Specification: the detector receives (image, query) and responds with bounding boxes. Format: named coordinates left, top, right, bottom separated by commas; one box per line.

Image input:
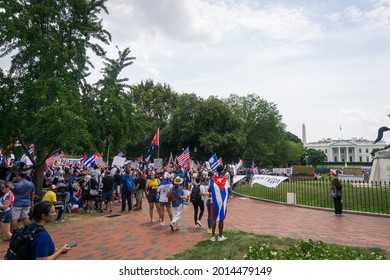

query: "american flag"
left=46, top=152, right=63, bottom=166
left=177, top=146, right=190, bottom=167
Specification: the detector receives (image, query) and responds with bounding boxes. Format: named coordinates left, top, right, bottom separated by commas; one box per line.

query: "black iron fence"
left=233, top=178, right=390, bottom=215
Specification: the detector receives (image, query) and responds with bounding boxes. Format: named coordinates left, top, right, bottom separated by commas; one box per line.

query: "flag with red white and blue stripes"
left=209, top=174, right=230, bottom=221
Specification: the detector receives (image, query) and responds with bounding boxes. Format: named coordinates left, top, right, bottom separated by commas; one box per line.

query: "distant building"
left=304, top=137, right=387, bottom=163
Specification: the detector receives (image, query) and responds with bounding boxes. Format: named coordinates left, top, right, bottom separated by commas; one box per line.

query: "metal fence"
left=233, top=178, right=390, bottom=215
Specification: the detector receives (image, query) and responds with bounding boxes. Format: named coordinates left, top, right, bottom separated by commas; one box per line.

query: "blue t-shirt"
left=12, top=180, right=35, bottom=207
left=27, top=224, right=55, bottom=260
left=119, top=175, right=134, bottom=193
left=172, top=185, right=184, bottom=208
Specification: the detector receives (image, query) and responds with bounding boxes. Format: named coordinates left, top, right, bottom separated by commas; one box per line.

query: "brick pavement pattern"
left=0, top=196, right=389, bottom=259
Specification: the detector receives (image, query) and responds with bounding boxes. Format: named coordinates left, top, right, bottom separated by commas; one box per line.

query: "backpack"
left=124, top=176, right=134, bottom=192
left=4, top=225, right=45, bottom=260
left=167, top=186, right=177, bottom=203
left=190, top=185, right=202, bottom=203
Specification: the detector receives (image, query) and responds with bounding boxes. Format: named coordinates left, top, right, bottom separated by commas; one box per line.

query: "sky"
left=3, top=0, right=390, bottom=144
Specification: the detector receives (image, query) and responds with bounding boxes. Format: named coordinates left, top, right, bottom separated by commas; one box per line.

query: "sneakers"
left=160, top=222, right=165, bottom=227
left=218, top=235, right=227, bottom=242
left=195, top=224, right=200, bottom=228
left=170, top=223, right=175, bottom=231
left=207, top=228, right=212, bottom=233
left=54, top=219, right=65, bottom=224
left=196, top=220, right=202, bottom=227
left=210, top=236, right=216, bottom=242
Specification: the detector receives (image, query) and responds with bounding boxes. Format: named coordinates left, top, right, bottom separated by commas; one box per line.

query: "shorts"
left=11, top=207, right=30, bottom=220
left=102, top=192, right=113, bottom=202
left=135, top=189, right=144, bottom=201
left=159, top=202, right=171, bottom=208
left=0, top=211, right=13, bottom=223
left=147, top=190, right=159, bottom=203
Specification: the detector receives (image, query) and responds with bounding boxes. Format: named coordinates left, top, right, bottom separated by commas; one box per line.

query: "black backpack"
left=190, top=185, right=202, bottom=203
left=4, top=225, right=45, bottom=260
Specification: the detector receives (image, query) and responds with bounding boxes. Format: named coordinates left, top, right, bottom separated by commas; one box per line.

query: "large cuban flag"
left=210, top=175, right=229, bottom=221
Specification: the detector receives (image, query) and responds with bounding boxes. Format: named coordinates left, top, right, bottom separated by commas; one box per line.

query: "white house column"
left=346, top=147, right=349, bottom=163
left=329, top=145, right=333, bottom=162
left=338, top=148, right=341, bottom=163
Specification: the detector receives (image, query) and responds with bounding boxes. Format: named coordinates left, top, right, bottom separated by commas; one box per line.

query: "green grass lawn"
left=234, top=180, right=390, bottom=214
left=167, top=231, right=390, bottom=260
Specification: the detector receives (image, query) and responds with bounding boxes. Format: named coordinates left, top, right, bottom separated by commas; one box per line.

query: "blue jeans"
left=121, top=192, right=133, bottom=211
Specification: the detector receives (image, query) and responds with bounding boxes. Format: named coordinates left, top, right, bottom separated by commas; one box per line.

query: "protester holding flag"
left=145, top=171, right=160, bottom=223
left=209, top=165, right=230, bottom=242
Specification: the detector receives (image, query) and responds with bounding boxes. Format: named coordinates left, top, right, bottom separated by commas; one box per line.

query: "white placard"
left=112, top=156, right=126, bottom=167
left=94, top=157, right=106, bottom=167
left=154, top=158, right=163, bottom=170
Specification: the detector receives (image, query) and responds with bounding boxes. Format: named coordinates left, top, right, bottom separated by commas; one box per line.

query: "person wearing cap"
left=0, top=181, right=15, bottom=241
left=209, top=164, right=230, bottom=241
left=42, top=184, right=65, bottom=223
left=156, top=172, right=173, bottom=227
left=169, top=176, right=188, bottom=231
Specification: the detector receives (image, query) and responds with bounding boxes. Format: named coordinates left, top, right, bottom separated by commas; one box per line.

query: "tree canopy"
left=0, top=1, right=305, bottom=194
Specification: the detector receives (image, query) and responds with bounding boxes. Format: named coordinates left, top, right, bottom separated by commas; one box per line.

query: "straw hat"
left=173, top=176, right=183, bottom=185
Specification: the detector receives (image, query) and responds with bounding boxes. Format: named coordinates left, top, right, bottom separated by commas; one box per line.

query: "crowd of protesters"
left=0, top=158, right=236, bottom=247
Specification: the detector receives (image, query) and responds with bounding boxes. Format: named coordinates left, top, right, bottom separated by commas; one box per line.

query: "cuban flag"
left=116, top=151, right=125, bottom=157
left=83, top=152, right=101, bottom=167
left=210, top=175, right=229, bottom=221
left=79, top=154, right=87, bottom=165
left=208, top=153, right=219, bottom=170
left=144, top=128, right=159, bottom=163
left=0, top=149, right=5, bottom=163
left=28, top=144, right=34, bottom=155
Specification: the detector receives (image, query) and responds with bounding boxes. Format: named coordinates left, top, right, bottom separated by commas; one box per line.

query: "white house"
left=302, top=123, right=387, bottom=163
left=304, top=138, right=387, bottom=163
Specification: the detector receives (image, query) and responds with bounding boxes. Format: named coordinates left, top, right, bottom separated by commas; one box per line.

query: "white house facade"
left=304, top=138, right=387, bottom=163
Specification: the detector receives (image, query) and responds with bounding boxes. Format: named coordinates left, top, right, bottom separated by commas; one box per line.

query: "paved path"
left=1, top=195, right=389, bottom=259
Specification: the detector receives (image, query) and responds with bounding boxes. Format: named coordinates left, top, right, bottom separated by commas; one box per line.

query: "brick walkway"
left=1, top=195, right=389, bottom=259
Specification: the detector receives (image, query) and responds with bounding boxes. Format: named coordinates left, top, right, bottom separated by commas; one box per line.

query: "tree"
left=127, top=80, right=179, bottom=159
left=224, top=94, right=287, bottom=167
left=0, top=0, right=112, bottom=194
left=304, top=148, right=327, bottom=167
left=83, top=47, right=136, bottom=160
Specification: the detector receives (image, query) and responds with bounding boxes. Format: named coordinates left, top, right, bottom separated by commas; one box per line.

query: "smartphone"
left=67, top=241, right=77, bottom=248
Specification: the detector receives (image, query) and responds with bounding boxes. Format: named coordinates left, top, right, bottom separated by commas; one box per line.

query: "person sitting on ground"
left=42, top=185, right=65, bottom=223
left=26, top=201, right=72, bottom=260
